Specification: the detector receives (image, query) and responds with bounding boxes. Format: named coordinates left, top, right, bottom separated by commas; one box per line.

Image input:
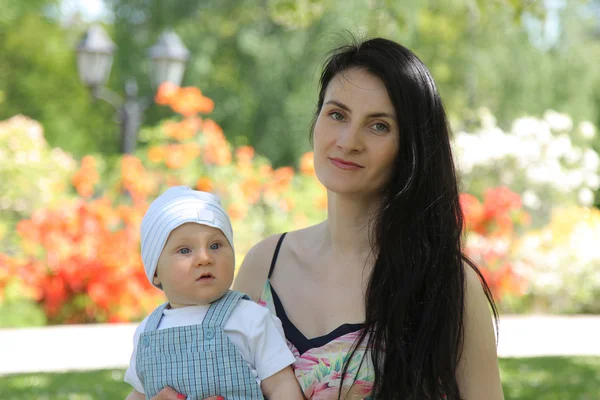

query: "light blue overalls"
left=136, top=290, right=264, bottom=400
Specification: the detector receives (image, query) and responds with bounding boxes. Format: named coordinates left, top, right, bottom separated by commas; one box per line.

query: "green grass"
left=500, top=357, right=600, bottom=400
left=0, top=357, right=598, bottom=399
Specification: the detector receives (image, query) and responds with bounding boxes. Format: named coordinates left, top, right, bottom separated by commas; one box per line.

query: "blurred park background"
left=1, top=0, right=600, bottom=398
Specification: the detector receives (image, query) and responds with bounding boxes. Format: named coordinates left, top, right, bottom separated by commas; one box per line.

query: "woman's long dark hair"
left=311, top=38, right=498, bottom=399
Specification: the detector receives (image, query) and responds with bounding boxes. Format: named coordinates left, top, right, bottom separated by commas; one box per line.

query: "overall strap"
left=203, top=290, right=249, bottom=328
left=143, top=302, right=169, bottom=332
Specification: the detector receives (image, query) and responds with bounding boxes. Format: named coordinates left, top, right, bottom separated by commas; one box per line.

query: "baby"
left=124, top=186, right=303, bottom=399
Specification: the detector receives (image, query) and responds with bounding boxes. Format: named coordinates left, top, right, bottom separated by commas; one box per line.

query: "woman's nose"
left=336, top=124, right=363, bottom=154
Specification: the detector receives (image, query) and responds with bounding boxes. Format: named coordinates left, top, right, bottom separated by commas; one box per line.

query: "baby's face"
left=154, top=222, right=235, bottom=307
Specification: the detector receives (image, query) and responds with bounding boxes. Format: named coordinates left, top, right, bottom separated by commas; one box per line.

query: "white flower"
left=512, top=117, right=540, bottom=138
left=515, top=139, right=541, bottom=167
left=522, top=189, right=542, bottom=209
left=512, top=117, right=553, bottom=144
left=583, top=149, right=600, bottom=172
left=586, top=174, right=600, bottom=190
left=578, top=121, right=596, bottom=140
left=566, top=170, right=584, bottom=188
left=543, top=110, right=573, bottom=132
left=578, top=188, right=595, bottom=206
left=478, top=108, right=497, bottom=130
left=28, top=150, right=41, bottom=163
left=565, top=147, right=583, bottom=165
left=50, top=148, right=76, bottom=170
left=548, top=134, right=573, bottom=159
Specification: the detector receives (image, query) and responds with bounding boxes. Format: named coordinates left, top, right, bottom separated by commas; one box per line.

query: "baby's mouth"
left=196, top=273, right=215, bottom=282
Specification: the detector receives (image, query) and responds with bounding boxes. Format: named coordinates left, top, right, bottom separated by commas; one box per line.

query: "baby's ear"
left=153, top=272, right=161, bottom=286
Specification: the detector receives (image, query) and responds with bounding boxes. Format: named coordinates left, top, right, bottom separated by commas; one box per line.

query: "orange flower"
left=72, top=155, right=99, bottom=198
left=273, top=167, right=295, bottom=191
left=483, top=187, right=522, bottom=218
left=196, top=177, right=214, bottom=192
left=259, top=164, right=273, bottom=178
left=293, top=213, right=309, bottom=229
left=121, top=155, right=155, bottom=202
left=155, top=82, right=179, bottom=106
left=202, top=119, right=223, bottom=135
left=164, top=144, right=187, bottom=169
left=300, top=152, right=315, bottom=175
left=121, top=155, right=144, bottom=181
left=215, top=145, right=232, bottom=166
left=182, top=142, right=202, bottom=160
left=170, top=87, right=215, bottom=117
left=459, top=193, right=484, bottom=230
left=201, top=119, right=232, bottom=166
left=279, top=197, right=295, bottom=212
left=240, top=177, right=262, bottom=204
left=147, top=146, right=165, bottom=163
left=227, top=203, right=247, bottom=221
left=204, top=141, right=231, bottom=166
left=235, top=146, right=255, bottom=166
left=164, top=117, right=202, bottom=141
left=316, top=194, right=328, bottom=210
left=166, top=175, right=183, bottom=187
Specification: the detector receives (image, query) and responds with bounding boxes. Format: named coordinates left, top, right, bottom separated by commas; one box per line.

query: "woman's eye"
left=178, top=248, right=191, bottom=255
left=210, top=243, right=221, bottom=250
left=330, top=112, right=345, bottom=121
left=373, top=122, right=389, bottom=132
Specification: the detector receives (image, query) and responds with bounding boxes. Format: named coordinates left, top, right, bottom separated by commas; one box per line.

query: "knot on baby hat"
left=140, top=186, right=234, bottom=288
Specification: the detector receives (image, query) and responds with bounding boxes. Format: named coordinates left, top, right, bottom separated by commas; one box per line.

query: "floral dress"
left=259, top=233, right=375, bottom=399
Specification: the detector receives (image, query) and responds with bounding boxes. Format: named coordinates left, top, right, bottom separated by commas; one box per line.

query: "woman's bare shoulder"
left=233, top=225, right=320, bottom=301
left=232, top=234, right=282, bottom=301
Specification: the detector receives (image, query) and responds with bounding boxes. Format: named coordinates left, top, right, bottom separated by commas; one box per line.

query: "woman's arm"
left=456, top=267, right=505, bottom=399
left=233, top=234, right=282, bottom=301
left=261, top=366, right=305, bottom=399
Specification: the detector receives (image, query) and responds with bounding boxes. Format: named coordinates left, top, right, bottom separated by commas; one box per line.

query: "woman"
left=153, top=37, right=504, bottom=399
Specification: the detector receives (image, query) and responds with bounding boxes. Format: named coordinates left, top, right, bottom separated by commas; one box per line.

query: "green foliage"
left=0, top=281, right=46, bottom=328
left=98, top=0, right=600, bottom=167
left=1, top=0, right=598, bottom=165
left=0, top=2, right=120, bottom=156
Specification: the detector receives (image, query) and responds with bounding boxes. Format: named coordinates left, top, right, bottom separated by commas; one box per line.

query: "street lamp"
left=76, top=24, right=190, bottom=154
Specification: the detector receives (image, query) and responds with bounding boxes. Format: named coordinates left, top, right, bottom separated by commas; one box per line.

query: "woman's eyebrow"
left=324, top=100, right=395, bottom=119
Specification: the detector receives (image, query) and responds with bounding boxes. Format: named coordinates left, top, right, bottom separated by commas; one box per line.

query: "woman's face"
left=313, top=68, right=400, bottom=198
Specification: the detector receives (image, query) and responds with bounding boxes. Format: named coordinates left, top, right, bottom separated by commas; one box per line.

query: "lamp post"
left=75, top=25, right=189, bottom=154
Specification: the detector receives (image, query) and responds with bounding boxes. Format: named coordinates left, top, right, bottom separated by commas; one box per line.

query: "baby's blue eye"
left=178, top=248, right=191, bottom=255
left=210, top=243, right=221, bottom=250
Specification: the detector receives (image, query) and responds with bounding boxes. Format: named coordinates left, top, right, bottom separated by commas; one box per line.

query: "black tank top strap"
left=268, top=232, right=287, bottom=278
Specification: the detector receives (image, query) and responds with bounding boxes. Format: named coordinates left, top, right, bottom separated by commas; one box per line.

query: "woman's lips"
left=329, top=157, right=364, bottom=170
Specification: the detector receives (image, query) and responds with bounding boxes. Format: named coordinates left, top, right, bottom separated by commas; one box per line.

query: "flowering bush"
left=0, top=85, right=537, bottom=324
left=516, top=206, right=600, bottom=313
left=0, top=116, right=76, bottom=254
left=460, top=187, right=531, bottom=303
left=0, top=83, right=328, bottom=324
left=454, top=109, right=599, bottom=226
